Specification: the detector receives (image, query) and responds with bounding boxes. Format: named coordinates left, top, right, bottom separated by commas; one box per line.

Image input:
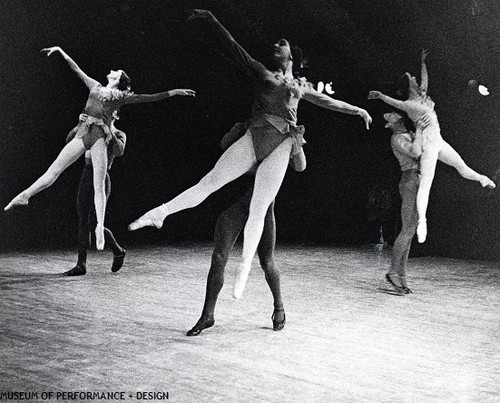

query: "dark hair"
left=290, top=44, right=304, bottom=77
left=118, top=70, right=131, bottom=91
left=395, top=74, right=409, bottom=99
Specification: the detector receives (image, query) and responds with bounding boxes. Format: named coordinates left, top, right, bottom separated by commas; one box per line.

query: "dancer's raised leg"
left=416, top=147, right=439, bottom=243
left=89, top=137, right=108, bottom=250
left=438, top=141, right=496, bottom=188
left=129, top=132, right=257, bottom=230
left=233, top=138, right=293, bottom=298
left=5, top=139, right=85, bottom=211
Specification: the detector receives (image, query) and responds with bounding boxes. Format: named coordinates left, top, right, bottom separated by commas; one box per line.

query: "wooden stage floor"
left=0, top=244, right=499, bottom=402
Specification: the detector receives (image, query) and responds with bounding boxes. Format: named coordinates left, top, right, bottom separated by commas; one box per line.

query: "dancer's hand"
left=41, top=46, right=62, bottom=57
left=186, top=9, right=213, bottom=22
left=367, top=90, right=382, bottom=100
left=358, top=109, right=372, bottom=130
left=171, top=89, right=196, bottom=97
left=421, top=48, right=429, bottom=61
left=417, top=115, right=431, bottom=129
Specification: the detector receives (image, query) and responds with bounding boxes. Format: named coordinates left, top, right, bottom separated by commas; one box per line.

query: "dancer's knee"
left=211, top=249, right=230, bottom=269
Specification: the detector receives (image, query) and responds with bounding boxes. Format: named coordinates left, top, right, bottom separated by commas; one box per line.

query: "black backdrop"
left=1, top=0, right=499, bottom=260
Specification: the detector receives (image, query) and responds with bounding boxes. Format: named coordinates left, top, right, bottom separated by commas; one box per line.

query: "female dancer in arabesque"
left=368, top=49, right=495, bottom=242
left=5, top=46, right=195, bottom=250
left=129, top=9, right=372, bottom=299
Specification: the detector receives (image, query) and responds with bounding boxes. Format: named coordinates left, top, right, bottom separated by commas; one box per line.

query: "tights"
left=76, top=166, right=123, bottom=266
left=133, top=131, right=293, bottom=297
left=197, top=185, right=282, bottom=323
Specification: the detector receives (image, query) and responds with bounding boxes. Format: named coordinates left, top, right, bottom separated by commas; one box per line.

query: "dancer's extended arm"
left=419, top=49, right=429, bottom=95
left=41, top=46, right=99, bottom=90
left=368, top=90, right=410, bottom=114
left=303, top=86, right=372, bottom=129
left=122, top=89, right=195, bottom=105
left=186, top=9, right=268, bottom=80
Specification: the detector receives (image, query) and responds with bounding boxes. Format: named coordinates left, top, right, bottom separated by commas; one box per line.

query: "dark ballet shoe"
left=385, top=273, right=412, bottom=294
left=272, top=308, right=286, bottom=331
left=186, top=317, right=215, bottom=336
left=62, top=265, right=87, bottom=276
left=111, top=250, right=126, bottom=273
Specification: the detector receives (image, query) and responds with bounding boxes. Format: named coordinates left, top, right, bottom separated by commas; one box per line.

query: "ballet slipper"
left=233, top=263, right=251, bottom=299
left=186, top=317, right=215, bottom=336
left=95, top=224, right=105, bottom=251
left=479, top=176, right=496, bottom=189
left=4, top=193, right=29, bottom=211
left=416, top=219, right=427, bottom=243
left=272, top=308, right=286, bottom=331
left=128, top=205, right=167, bottom=231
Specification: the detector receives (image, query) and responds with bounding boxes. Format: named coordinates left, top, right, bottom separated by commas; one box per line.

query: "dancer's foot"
left=95, top=224, right=105, bottom=251
left=272, top=308, right=286, bottom=331
left=479, top=176, right=496, bottom=189
left=111, top=249, right=126, bottom=273
left=186, top=317, right=215, bottom=336
left=128, top=205, right=167, bottom=231
left=385, top=273, right=412, bottom=294
left=417, top=219, right=427, bottom=243
left=62, top=265, right=86, bottom=276
left=233, top=264, right=251, bottom=299
left=4, top=193, right=29, bottom=211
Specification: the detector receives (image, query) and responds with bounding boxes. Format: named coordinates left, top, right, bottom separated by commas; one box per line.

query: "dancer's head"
left=396, top=72, right=420, bottom=99
left=271, top=38, right=304, bottom=76
left=107, top=70, right=131, bottom=91
left=383, top=111, right=411, bottom=132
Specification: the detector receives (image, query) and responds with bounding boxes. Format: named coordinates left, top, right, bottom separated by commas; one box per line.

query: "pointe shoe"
left=272, top=308, right=286, bottom=331
left=233, top=264, right=251, bottom=299
left=480, top=176, right=496, bottom=189
left=128, top=205, right=166, bottom=231
left=416, top=219, right=427, bottom=243
left=4, top=193, right=29, bottom=211
left=186, top=317, right=215, bottom=336
left=95, top=224, right=105, bottom=251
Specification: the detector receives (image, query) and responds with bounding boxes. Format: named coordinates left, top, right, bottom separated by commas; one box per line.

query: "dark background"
left=1, top=0, right=499, bottom=260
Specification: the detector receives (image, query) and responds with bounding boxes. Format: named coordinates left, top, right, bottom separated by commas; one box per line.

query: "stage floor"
left=1, top=244, right=499, bottom=402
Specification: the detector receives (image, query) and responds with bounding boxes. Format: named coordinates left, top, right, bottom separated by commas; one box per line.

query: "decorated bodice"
left=83, top=85, right=130, bottom=125
left=253, top=73, right=310, bottom=122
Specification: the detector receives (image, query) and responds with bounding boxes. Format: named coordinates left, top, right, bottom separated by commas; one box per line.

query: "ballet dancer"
left=5, top=46, right=195, bottom=250
left=187, top=127, right=306, bottom=336
left=63, top=116, right=126, bottom=276
left=383, top=112, right=429, bottom=293
left=368, top=49, right=495, bottom=243
left=129, top=9, right=371, bottom=299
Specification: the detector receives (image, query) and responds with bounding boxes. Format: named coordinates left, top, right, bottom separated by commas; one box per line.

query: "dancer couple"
left=4, top=46, right=195, bottom=252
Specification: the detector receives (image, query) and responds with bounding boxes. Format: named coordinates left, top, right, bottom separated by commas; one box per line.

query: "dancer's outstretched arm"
left=186, top=9, right=268, bottom=80
left=122, top=89, right=195, bottom=105
left=303, top=86, right=372, bottom=129
left=420, top=49, right=429, bottom=95
left=41, top=46, right=99, bottom=90
left=368, top=90, right=410, bottom=114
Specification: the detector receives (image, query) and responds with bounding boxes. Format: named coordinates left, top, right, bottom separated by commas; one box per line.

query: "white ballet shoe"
left=128, top=205, right=167, bottom=231
left=233, top=264, right=251, bottom=299
left=4, top=193, right=29, bottom=211
left=479, top=176, right=496, bottom=189
left=416, top=219, right=427, bottom=243
left=95, top=224, right=105, bottom=251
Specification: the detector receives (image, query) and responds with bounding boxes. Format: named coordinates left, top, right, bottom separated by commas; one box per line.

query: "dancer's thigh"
left=438, top=141, right=465, bottom=168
